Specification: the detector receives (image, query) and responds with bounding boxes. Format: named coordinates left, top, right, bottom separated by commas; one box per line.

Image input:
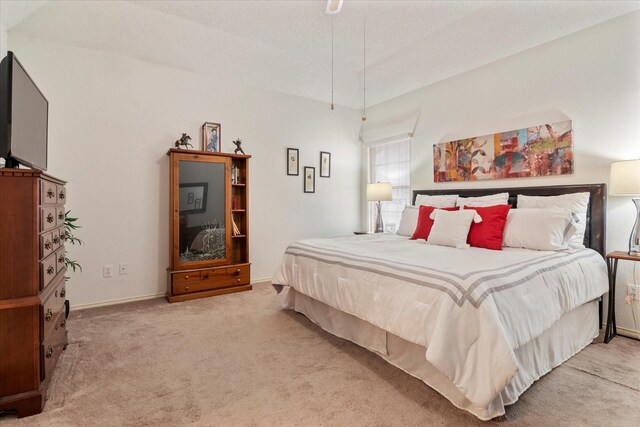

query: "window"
left=368, top=138, right=411, bottom=232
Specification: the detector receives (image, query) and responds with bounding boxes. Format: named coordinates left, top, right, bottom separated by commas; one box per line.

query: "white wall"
left=1, top=23, right=6, bottom=58
left=362, top=11, right=640, bottom=335
left=8, top=34, right=362, bottom=308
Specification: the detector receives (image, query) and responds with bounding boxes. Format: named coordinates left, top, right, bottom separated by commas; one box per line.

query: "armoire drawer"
left=40, top=232, right=54, bottom=259
left=56, top=207, right=65, bottom=227
left=40, top=207, right=57, bottom=232
left=57, top=185, right=66, bottom=204
left=40, top=252, right=58, bottom=288
left=40, top=180, right=58, bottom=205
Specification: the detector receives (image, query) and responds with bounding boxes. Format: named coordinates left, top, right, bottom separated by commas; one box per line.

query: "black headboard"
left=412, top=184, right=606, bottom=257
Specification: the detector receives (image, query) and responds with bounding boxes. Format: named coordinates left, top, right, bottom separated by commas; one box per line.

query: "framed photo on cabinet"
left=202, top=122, right=221, bottom=152
left=304, top=167, right=315, bottom=193
left=320, top=151, right=331, bottom=177
left=287, top=148, right=299, bottom=176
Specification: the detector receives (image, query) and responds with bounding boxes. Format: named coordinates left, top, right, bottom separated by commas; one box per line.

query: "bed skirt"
left=279, top=287, right=599, bottom=420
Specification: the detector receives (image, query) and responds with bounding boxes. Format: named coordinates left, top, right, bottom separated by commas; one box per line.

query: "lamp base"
left=630, top=198, right=640, bottom=256
left=374, top=201, right=384, bottom=233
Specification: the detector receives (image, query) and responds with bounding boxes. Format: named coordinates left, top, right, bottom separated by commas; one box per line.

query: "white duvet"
left=272, top=234, right=608, bottom=411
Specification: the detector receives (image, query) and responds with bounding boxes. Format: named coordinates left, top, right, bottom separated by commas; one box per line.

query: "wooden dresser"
left=0, top=169, right=69, bottom=418
left=167, top=150, right=251, bottom=302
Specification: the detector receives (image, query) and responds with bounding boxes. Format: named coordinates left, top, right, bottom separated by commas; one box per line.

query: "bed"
left=272, top=184, right=608, bottom=420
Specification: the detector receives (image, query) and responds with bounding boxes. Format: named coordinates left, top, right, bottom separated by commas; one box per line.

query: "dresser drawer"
left=40, top=231, right=54, bottom=259
left=227, top=265, right=250, bottom=277
left=42, top=310, right=68, bottom=350
left=172, top=271, right=202, bottom=284
left=57, top=185, right=66, bottom=204
left=40, top=340, right=66, bottom=383
left=40, top=252, right=58, bottom=288
left=41, top=276, right=67, bottom=337
left=55, top=247, right=66, bottom=273
left=51, top=227, right=62, bottom=250
left=40, top=207, right=57, bottom=231
left=40, top=180, right=58, bottom=205
left=172, top=274, right=250, bottom=295
left=56, top=207, right=66, bottom=227
left=59, top=227, right=67, bottom=245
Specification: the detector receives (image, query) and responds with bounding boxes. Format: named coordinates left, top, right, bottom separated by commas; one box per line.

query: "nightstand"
left=605, top=251, right=640, bottom=343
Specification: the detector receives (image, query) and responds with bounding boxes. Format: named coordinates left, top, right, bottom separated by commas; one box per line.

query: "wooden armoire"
left=166, top=149, right=251, bottom=303
left=0, top=169, right=69, bottom=417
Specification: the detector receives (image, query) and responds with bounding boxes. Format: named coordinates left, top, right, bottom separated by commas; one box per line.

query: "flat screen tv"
left=0, top=51, right=48, bottom=171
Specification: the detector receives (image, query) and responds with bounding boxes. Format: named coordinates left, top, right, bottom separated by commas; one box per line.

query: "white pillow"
left=456, top=192, right=509, bottom=207
left=396, top=206, right=419, bottom=237
left=503, top=208, right=577, bottom=251
left=415, top=194, right=458, bottom=208
left=426, top=209, right=477, bottom=249
left=517, top=193, right=589, bottom=248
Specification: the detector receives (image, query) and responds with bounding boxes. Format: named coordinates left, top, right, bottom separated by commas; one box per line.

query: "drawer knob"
left=185, top=275, right=189, bottom=279
left=47, top=213, right=54, bottom=223
left=45, top=309, right=53, bottom=321
left=61, top=319, right=66, bottom=328
left=47, top=266, right=55, bottom=275
left=46, top=346, right=53, bottom=358
left=185, top=285, right=190, bottom=291
left=61, top=234, right=66, bottom=241
left=53, top=235, right=59, bottom=244
left=47, top=189, right=55, bottom=199
left=58, top=255, right=65, bottom=264
left=60, top=288, right=66, bottom=298
left=58, top=212, right=64, bottom=221
left=235, top=268, right=241, bottom=275
left=237, top=278, right=241, bottom=283
left=45, top=240, right=52, bottom=249
left=59, top=192, right=65, bottom=200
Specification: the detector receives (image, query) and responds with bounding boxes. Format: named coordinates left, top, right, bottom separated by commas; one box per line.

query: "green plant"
left=64, top=210, right=83, bottom=274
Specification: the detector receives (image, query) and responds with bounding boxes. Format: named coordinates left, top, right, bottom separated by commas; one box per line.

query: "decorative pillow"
left=502, top=208, right=577, bottom=251
left=516, top=193, right=589, bottom=249
left=456, top=192, right=509, bottom=207
left=427, top=209, right=479, bottom=248
left=410, top=205, right=458, bottom=240
left=396, top=206, right=419, bottom=237
left=415, top=194, right=458, bottom=208
left=464, top=204, right=511, bottom=250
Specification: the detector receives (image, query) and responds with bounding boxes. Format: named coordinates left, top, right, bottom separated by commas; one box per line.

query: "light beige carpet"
left=2, top=282, right=639, bottom=426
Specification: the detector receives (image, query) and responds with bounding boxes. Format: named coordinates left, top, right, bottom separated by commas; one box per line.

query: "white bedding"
left=272, top=234, right=608, bottom=414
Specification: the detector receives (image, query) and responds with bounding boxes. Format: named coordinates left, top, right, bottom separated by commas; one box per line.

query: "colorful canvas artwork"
left=433, top=120, right=573, bottom=182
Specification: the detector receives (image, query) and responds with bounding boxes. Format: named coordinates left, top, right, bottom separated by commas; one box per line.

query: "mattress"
left=272, top=234, right=608, bottom=419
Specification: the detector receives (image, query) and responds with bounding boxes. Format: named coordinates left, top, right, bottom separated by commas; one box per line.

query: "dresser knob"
left=46, top=346, right=53, bottom=358
left=59, top=192, right=65, bottom=200
left=185, top=285, right=190, bottom=291
left=53, top=235, right=59, bottom=244
left=60, top=288, right=66, bottom=298
left=45, top=309, right=53, bottom=321
left=47, top=213, right=54, bottom=223
left=61, top=234, right=66, bottom=241
left=47, top=266, right=55, bottom=275
left=61, top=319, right=66, bottom=328
left=185, top=275, right=189, bottom=279
left=235, top=268, right=241, bottom=275
left=58, top=212, right=64, bottom=221
left=236, top=278, right=241, bottom=283
left=45, top=240, right=52, bottom=249
left=47, top=189, right=55, bottom=199
left=58, top=255, right=65, bottom=264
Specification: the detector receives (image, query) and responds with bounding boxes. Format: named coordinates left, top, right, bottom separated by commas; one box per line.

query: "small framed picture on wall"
left=320, top=151, right=331, bottom=178
left=287, top=148, right=299, bottom=176
left=304, top=167, right=315, bottom=193
left=202, top=122, right=221, bottom=152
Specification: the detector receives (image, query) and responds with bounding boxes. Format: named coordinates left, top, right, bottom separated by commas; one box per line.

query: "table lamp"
left=610, top=159, right=640, bottom=255
left=367, top=182, right=393, bottom=233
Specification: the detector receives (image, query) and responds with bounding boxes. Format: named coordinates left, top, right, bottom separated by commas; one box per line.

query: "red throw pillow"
left=464, top=205, right=511, bottom=250
left=411, top=206, right=459, bottom=240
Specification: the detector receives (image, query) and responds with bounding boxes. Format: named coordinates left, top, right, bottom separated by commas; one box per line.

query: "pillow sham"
left=456, top=192, right=509, bottom=207
left=502, top=208, right=577, bottom=251
left=516, top=193, right=590, bottom=249
left=464, top=204, right=511, bottom=250
left=415, top=194, right=458, bottom=208
left=427, top=209, right=478, bottom=248
left=410, top=205, right=458, bottom=240
left=396, top=206, right=419, bottom=237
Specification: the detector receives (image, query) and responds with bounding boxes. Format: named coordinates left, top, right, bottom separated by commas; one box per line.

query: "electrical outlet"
left=627, top=284, right=640, bottom=303
left=103, top=264, right=113, bottom=278
left=119, top=263, right=128, bottom=275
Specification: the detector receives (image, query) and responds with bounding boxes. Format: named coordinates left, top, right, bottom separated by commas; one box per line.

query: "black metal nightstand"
left=605, top=251, right=640, bottom=343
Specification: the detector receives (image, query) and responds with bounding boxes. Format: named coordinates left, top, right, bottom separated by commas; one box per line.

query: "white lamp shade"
left=367, top=182, right=393, bottom=201
left=610, top=160, right=640, bottom=196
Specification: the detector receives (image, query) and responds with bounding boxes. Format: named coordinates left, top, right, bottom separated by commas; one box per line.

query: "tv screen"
left=0, top=51, right=48, bottom=171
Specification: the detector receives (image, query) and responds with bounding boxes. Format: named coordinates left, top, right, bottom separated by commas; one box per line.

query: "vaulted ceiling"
left=2, top=1, right=638, bottom=109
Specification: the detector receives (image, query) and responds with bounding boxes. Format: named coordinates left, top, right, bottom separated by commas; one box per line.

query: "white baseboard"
left=70, top=277, right=273, bottom=311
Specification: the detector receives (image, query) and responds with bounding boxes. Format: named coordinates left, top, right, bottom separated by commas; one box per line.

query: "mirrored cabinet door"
left=171, top=154, right=231, bottom=269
